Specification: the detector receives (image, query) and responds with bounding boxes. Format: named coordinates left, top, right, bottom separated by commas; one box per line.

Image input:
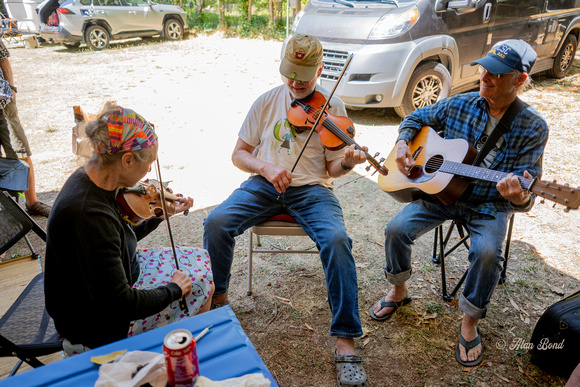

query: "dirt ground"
left=2, top=34, right=580, bottom=386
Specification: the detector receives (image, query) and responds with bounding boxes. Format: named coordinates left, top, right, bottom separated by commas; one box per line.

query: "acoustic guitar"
left=378, top=126, right=580, bottom=210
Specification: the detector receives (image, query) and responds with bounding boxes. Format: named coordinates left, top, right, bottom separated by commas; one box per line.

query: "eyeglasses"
left=286, top=77, right=306, bottom=84
left=477, top=65, right=515, bottom=79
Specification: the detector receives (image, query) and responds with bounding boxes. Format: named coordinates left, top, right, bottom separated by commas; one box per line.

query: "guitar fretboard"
left=437, top=160, right=534, bottom=190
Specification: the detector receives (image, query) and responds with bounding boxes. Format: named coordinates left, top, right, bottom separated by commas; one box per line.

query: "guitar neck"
left=439, top=160, right=580, bottom=209
left=440, top=161, right=534, bottom=190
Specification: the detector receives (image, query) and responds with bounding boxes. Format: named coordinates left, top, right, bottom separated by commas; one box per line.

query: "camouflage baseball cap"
left=280, top=34, right=323, bottom=82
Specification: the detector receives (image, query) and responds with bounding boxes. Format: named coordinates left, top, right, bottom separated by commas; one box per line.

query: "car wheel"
left=395, top=61, right=451, bottom=118
left=548, top=34, right=578, bottom=79
left=163, top=18, right=183, bottom=41
left=85, top=25, right=110, bottom=51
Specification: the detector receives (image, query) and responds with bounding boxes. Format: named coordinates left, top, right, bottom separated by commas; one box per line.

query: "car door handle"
left=129, top=11, right=136, bottom=14
left=483, top=3, right=491, bottom=23
left=95, top=10, right=106, bottom=14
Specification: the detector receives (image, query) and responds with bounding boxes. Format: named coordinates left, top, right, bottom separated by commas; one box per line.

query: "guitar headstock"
left=531, top=179, right=580, bottom=210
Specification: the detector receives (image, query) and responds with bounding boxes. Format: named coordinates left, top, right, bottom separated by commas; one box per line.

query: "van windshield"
left=326, top=0, right=418, bottom=5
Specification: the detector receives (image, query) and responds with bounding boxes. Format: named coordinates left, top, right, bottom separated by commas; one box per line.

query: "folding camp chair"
left=0, top=158, right=43, bottom=260
left=431, top=214, right=515, bottom=302
left=247, top=214, right=319, bottom=296
left=0, top=190, right=62, bottom=376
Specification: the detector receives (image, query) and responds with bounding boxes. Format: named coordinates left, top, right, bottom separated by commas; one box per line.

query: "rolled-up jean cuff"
left=330, top=331, right=363, bottom=339
left=384, top=268, right=412, bottom=285
left=459, top=294, right=487, bottom=319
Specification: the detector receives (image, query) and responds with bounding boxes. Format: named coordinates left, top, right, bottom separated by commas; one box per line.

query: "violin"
left=287, top=90, right=389, bottom=176
left=116, top=179, right=185, bottom=226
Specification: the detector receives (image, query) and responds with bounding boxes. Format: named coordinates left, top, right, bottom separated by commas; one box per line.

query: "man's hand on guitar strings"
left=395, top=139, right=415, bottom=175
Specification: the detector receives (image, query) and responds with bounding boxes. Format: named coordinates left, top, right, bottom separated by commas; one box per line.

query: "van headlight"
left=291, top=9, right=305, bottom=33
left=368, top=6, right=419, bottom=39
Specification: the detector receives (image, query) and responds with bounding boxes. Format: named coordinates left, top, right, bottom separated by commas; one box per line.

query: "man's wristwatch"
left=9, top=84, right=17, bottom=93
left=341, top=160, right=353, bottom=171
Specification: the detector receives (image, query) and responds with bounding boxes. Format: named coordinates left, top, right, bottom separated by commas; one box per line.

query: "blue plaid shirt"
left=397, top=92, right=549, bottom=217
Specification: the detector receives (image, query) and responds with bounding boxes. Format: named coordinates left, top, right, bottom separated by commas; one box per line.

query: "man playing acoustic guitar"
left=370, top=40, right=549, bottom=367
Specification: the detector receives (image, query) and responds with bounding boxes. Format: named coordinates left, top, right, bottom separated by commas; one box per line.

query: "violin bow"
left=290, top=54, right=354, bottom=173
left=155, top=157, right=190, bottom=316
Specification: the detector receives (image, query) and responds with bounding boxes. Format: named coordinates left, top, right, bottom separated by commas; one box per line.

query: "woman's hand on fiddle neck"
left=173, top=196, right=193, bottom=215
left=157, top=195, right=193, bottom=220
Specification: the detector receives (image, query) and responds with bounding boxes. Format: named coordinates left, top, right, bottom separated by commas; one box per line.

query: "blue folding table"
left=0, top=305, right=277, bottom=386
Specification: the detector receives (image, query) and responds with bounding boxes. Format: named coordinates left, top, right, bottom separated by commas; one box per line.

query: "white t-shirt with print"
left=238, top=84, right=347, bottom=187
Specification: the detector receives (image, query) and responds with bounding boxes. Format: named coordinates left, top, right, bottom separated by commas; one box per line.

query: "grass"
left=0, top=252, right=26, bottom=263
left=425, top=301, right=444, bottom=315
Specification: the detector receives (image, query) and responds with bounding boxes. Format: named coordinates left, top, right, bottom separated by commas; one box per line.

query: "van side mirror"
left=435, top=0, right=479, bottom=14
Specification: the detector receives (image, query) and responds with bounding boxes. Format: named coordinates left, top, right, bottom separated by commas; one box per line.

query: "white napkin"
left=194, top=374, right=271, bottom=387
left=95, top=350, right=167, bottom=387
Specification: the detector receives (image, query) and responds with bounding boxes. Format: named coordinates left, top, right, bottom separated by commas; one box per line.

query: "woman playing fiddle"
left=45, top=105, right=214, bottom=356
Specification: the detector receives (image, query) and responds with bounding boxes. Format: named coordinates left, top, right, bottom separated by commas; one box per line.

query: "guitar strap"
left=472, top=97, right=526, bottom=166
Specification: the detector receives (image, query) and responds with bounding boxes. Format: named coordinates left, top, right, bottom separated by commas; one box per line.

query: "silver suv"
left=37, top=0, right=186, bottom=50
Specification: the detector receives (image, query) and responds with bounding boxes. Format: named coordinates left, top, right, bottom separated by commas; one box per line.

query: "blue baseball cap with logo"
left=471, top=39, right=537, bottom=74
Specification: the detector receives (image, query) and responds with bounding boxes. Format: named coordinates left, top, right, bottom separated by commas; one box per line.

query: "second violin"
left=116, top=179, right=183, bottom=225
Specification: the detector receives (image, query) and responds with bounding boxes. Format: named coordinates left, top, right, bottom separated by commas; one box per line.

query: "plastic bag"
left=95, top=350, right=167, bottom=387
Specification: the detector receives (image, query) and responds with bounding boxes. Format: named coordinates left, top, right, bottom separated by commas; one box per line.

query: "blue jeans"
left=384, top=198, right=509, bottom=319
left=203, top=175, right=363, bottom=338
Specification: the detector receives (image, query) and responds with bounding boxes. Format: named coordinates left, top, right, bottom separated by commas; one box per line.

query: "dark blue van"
left=291, top=0, right=580, bottom=117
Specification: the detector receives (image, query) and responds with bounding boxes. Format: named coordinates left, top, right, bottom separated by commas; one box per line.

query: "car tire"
left=163, top=18, right=183, bottom=41
left=548, top=34, right=578, bottom=79
left=395, top=61, right=451, bottom=118
left=85, top=25, right=110, bottom=51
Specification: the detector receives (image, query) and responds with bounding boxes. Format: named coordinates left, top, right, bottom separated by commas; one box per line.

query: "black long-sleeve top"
left=44, top=167, right=182, bottom=349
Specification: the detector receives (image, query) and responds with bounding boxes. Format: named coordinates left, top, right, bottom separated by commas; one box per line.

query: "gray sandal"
left=334, top=351, right=367, bottom=387
left=210, top=300, right=229, bottom=310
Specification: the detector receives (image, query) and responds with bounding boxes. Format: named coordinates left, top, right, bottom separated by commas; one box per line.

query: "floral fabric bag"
left=128, top=246, right=213, bottom=337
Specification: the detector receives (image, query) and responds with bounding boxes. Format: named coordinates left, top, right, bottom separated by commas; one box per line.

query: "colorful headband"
left=96, top=106, right=156, bottom=154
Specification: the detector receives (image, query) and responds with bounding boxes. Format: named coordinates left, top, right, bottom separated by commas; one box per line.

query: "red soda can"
left=163, top=329, right=200, bottom=386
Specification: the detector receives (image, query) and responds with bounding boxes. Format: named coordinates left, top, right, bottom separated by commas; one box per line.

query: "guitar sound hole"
left=425, top=154, right=443, bottom=174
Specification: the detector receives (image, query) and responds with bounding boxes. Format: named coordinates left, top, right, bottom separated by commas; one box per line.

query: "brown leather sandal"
left=26, top=201, right=51, bottom=217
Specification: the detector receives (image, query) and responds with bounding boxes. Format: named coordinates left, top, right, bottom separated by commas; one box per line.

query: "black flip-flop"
left=455, top=327, right=483, bottom=367
left=368, top=297, right=412, bottom=321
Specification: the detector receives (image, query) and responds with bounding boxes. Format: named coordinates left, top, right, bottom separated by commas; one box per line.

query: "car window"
left=79, top=0, right=122, bottom=5
left=123, top=0, right=149, bottom=5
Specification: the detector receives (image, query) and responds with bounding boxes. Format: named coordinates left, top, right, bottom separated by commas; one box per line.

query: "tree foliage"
left=180, top=0, right=296, bottom=39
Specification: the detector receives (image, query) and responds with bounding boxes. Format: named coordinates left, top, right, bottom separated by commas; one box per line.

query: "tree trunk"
left=269, top=0, right=274, bottom=23
left=195, top=0, right=204, bottom=14
left=292, top=0, right=301, bottom=19
left=217, top=0, right=225, bottom=27
left=248, top=0, right=252, bottom=22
